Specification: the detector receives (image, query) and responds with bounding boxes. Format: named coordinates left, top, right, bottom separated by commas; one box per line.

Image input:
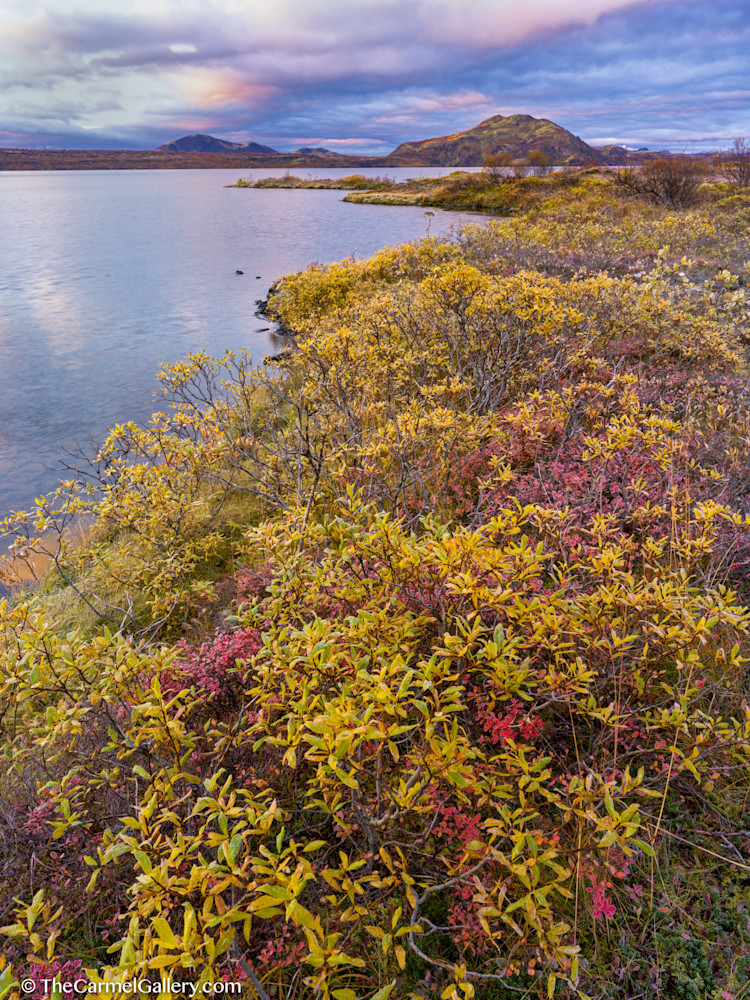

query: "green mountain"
left=386, top=114, right=604, bottom=166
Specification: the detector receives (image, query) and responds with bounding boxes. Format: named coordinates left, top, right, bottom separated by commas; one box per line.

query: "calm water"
left=0, top=168, right=482, bottom=521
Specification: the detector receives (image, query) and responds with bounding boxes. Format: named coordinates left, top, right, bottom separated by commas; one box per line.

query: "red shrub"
left=162, top=628, right=262, bottom=705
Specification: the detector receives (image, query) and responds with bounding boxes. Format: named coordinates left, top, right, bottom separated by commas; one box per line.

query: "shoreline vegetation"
left=232, top=168, right=596, bottom=216
left=233, top=161, right=740, bottom=216
left=3, top=166, right=750, bottom=999
left=0, top=149, right=390, bottom=172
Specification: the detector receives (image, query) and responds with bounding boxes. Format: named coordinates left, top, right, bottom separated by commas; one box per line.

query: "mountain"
left=595, top=144, right=669, bottom=164
left=153, top=118, right=658, bottom=168
left=385, top=114, right=604, bottom=166
left=292, top=146, right=340, bottom=157
left=157, top=134, right=279, bottom=154
left=159, top=136, right=348, bottom=159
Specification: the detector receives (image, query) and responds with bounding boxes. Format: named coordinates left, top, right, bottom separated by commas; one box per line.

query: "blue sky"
left=0, top=0, right=747, bottom=152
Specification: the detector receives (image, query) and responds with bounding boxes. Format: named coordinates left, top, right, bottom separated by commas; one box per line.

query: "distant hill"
left=596, top=144, right=668, bottom=163
left=386, top=114, right=604, bottom=166
left=157, top=134, right=279, bottom=154
left=292, top=147, right=340, bottom=157
left=153, top=121, right=664, bottom=168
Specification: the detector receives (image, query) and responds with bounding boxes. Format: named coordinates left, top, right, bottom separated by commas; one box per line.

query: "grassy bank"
left=232, top=173, right=397, bottom=191
left=239, top=166, right=750, bottom=219
left=340, top=168, right=587, bottom=212
left=2, top=179, right=750, bottom=1000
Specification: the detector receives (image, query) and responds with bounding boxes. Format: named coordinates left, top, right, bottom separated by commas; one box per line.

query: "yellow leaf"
left=151, top=917, right=179, bottom=949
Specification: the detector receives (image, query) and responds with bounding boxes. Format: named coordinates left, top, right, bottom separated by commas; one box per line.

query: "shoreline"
left=0, top=146, right=669, bottom=173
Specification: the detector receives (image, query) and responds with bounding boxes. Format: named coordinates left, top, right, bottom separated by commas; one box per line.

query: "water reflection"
left=0, top=167, right=483, bottom=521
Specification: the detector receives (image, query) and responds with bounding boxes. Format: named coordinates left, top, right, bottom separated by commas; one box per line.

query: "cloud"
left=166, top=69, right=277, bottom=109
left=0, top=0, right=747, bottom=150
left=416, top=0, right=668, bottom=47
left=291, top=136, right=392, bottom=147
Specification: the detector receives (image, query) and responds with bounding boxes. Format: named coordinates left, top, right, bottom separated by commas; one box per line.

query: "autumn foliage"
left=3, top=177, right=750, bottom=1000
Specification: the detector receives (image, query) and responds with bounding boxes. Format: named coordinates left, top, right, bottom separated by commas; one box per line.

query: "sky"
left=0, top=0, right=748, bottom=153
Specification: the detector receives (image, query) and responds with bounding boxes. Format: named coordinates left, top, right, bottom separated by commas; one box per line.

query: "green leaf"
left=289, top=902, right=320, bottom=933
left=134, top=850, right=152, bottom=875
left=259, top=885, right=292, bottom=900
left=334, top=766, right=360, bottom=789
left=604, top=789, right=617, bottom=822
left=249, top=896, right=287, bottom=912
left=226, top=833, right=243, bottom=864
left=120, top=937, right=136, bottom=968
left=397, top=669, right=414, bottom=699
left=370, top=984, right=396, bottom=1000
left=303, top=840, right=328, bottom=853
left=0, top=963, right=15, bottom=1000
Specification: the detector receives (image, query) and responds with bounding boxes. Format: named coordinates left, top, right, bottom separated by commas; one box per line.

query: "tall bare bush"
left=722, top=137, right=750, bottom=188
left=615, top=156, right=707, bottom=208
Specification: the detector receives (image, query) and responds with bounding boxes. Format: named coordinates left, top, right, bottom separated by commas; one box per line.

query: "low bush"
left=3, top=174, right=750, bottom=1000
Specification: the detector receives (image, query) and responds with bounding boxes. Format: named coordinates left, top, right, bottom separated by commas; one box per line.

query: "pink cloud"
left=292, top=136, right=391, bottom=146
left=166, top=69, right=277, bottom=109
left=371, top=90, right=495, bottom=126
left=417, top=0, right=678, bottom=48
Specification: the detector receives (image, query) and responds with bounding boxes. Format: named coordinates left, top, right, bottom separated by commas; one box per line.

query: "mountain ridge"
left=157, top=134, right=279, bottom=154
left=0, top=115, right=667, bottom=171
left=156, top=115, right=650, bottom=166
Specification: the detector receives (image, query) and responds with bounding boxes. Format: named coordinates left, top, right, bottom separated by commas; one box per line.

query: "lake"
left=0, top=167, right=483, bottom=525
